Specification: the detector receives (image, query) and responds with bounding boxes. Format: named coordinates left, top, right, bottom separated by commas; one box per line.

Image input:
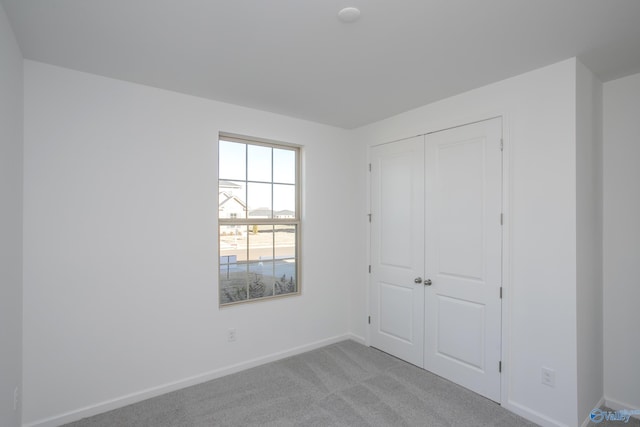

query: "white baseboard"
left=503, top=400, right=571, bottom=427
left=580, top=396, right=605, bottom=427
left=24, top=334, right=358, bottom=427
left=346, top=332, right=366, bottom=345
left=604, top=397, right=640, bottom=420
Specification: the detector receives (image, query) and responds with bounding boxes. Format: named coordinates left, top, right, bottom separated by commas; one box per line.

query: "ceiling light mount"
left=338, top=7, right=361, bottom=23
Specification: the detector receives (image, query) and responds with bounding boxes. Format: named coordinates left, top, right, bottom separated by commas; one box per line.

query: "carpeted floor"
left=65, top=340, right=541, bottom=426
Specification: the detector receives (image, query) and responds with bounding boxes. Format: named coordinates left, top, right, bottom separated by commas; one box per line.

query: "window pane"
left=247, top=144, right=272, bottom=182
left=274, top=224, right=296, bottom=259
left=274, top=224, right=296, bottom=295
left=273, top=148, right=295, bottom=184
left=246, top=264, right=275, bottom=300
left=220, top=277, right=248, bottom=304
left=219, top=225, right=247, bottom=261
left=219, top=180, right=246, bottom=219
left=274, top=259, right=297, bottom=296
left=273, top=184, right=295, bottom=217
left=247, top=225, right=276, bottom=299
left=219, top=243, right=248, bottom=304
left=219, top=141, right=246, bottom=181
left=248, top=225, right=273, bottom=262
left=247, top=182, right=272, bottom=218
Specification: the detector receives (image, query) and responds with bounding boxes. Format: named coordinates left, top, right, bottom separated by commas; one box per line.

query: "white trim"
left=500, top=113, right=511, bottom=408
left=605, top=396, right=640, bottom=420
left=503, top=400, right=571, bottom=427
left=23, top=334, right=355, bottom=427
left=364, top=144, right=372, bottom=347
left=581, top=396, right=606, bottom=427
left=346, top=333, right=366, bottom=345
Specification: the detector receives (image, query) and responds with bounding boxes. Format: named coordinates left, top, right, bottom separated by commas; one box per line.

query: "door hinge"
left=368, top=213, right=372, bottom=222
left=500, top=213, right=503, bottom=225
left=368, top=316, right=371, bottom=325
left=500, top=139, right=503, bottom=151
left=368, top=265, right=371, bottom=273
left=500, top=287, right=503, bottom=299
left=499, top=361, right=502, bottom=373
left=369, top=163, right=371, bottom=172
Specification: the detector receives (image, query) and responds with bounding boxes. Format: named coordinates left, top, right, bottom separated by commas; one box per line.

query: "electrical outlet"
left=227, top=328, right=237, bottom=342
left=13, top=387, right=18, bottom=411
left=541, top=367, right=555, bottom=387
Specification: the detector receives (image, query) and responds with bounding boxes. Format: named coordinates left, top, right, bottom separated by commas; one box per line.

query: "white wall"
left=18, top=53, right=623, bottom=427
left=353, top=59, right=581, bottom=427
left=575, top=60, right=604, bottom=424
left=22, top=61, right=359, bottom=426
left=603, top=72, right=640, bottom=411
left=0, top=4, right=23, bottom=427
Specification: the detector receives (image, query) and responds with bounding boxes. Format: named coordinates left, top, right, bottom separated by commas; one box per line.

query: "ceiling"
left=3, top=0, right=640, bottom=129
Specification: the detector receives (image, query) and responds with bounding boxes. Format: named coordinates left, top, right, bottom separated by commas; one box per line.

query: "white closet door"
left=423, top=118, right=502, bottom=402
left=369, top=136, right=425, bottom=367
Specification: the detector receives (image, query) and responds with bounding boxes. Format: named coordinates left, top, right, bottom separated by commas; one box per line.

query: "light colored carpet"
left=65, top=340, right=539, bottom=426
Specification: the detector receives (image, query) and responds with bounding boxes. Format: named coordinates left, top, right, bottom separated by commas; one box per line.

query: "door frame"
left=365, top=113, right=512, bottom=406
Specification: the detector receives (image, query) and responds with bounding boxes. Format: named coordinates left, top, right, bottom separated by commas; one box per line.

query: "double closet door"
left=369, top=118, right=503, bottom=402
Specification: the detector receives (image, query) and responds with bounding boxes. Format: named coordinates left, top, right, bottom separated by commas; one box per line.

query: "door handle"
left=414, top=277, right=423, bottom=284
left=424, top=279, right=432, bottom=286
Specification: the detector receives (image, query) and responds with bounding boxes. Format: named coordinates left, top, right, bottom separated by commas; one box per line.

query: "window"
left=218, top=134, right=300, bottom=305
